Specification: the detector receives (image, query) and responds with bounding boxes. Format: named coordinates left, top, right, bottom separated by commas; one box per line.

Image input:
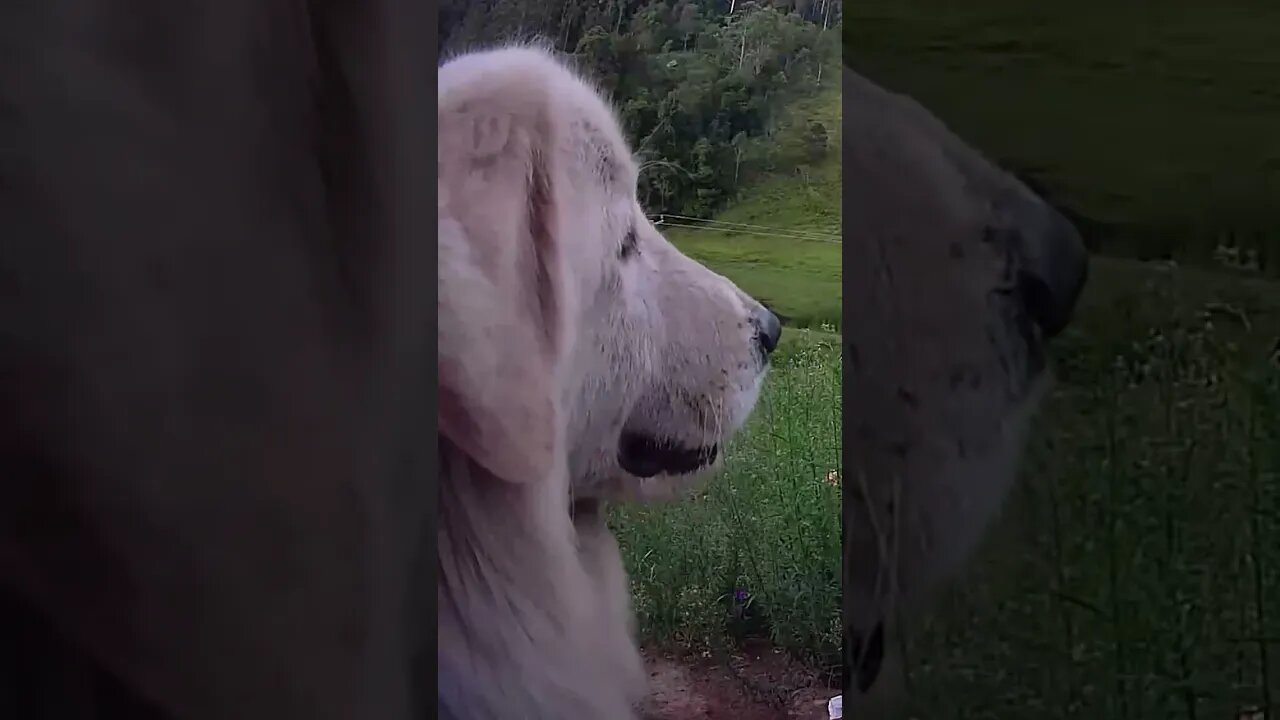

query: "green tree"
left=674, top=0, right=703, bottom=50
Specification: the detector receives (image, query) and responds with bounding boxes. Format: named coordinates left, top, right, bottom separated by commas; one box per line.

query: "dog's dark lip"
left=617, top=431, right=718, bottom=478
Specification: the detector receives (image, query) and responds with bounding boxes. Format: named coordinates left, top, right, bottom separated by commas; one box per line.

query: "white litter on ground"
left=827, top=694, right=843, bottom=719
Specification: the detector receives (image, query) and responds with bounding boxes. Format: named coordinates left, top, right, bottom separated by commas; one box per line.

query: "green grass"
left=661, top=88, right=842, bottom=331
left=670, top=233, right=840, bottom=330
left=897, top=258, right=1280, bottom=719
left=611, top=328, right=843, bottom=674
left=847, top=0, right=1280, bottom=270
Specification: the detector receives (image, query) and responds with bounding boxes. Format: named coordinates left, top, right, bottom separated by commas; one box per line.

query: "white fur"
left=437, top=46, right=776, bottom=719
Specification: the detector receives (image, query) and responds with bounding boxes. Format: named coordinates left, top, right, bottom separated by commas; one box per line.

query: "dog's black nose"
left=753, top=307, right=782, bottom=356
left=1018, top=204, right=1089, bottom=338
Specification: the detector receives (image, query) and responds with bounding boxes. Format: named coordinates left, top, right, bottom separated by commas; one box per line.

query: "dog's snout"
left=1019, top=205, right=1089, bottom=338
left=752, top=306, right=783, bottom=357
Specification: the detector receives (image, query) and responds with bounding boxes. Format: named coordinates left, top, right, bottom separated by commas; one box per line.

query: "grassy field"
left=847, top=0, right=1280, bottom=271
left=850, top=3, right=1280, bottom=717
left=611, top=87, right=843, bottom=677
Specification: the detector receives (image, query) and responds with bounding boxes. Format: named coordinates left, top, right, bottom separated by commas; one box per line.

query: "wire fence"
left=649, top=213, right=841, bottom=245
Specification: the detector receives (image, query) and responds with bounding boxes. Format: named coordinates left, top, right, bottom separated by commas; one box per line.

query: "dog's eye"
left=619, top=226, right=639, bottom=260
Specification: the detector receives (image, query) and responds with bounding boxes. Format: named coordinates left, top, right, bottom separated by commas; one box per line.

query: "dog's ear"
left=437, top=69, right=569, bottom=485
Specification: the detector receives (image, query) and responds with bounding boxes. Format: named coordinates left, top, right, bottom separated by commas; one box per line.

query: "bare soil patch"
left=638, top=640, right=838, bottom=720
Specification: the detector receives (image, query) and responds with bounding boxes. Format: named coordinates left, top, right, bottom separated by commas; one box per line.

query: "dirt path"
left=638, top=640, right=839, bottom=720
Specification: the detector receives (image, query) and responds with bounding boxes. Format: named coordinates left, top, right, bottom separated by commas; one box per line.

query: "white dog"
left=437, top=47, right=782, bottom=719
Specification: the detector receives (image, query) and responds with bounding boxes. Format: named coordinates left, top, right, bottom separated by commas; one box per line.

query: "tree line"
left=440, top=0, right=841, bottom=217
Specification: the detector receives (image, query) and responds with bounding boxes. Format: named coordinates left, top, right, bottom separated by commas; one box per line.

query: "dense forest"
left=440, top=0, right=841, bottom=217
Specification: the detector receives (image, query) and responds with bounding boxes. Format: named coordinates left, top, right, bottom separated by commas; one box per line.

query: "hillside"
left=663, top=88, right=842, bottom=331
left=846, top=0, right=1280, bottom=274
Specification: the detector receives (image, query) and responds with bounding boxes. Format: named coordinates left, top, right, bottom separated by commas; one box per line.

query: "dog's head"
left=843, top=67, right=1089, bottom=699
left=438, top=47, right=778, bottom=501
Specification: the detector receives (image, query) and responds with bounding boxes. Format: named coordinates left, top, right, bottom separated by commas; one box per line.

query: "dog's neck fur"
left=436, top=438, right=641, bottom=719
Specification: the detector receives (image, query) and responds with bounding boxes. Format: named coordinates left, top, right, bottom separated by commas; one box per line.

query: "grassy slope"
left=664, top=88, right=842, bottom=330
left=847, top=0, right=1280, bottom=261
